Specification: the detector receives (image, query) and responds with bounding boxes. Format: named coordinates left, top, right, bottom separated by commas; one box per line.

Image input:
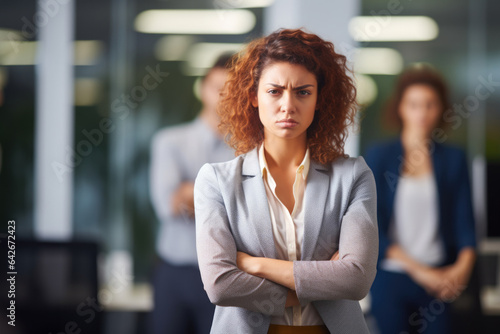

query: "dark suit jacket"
left=364, top=138, right=476, bottom=266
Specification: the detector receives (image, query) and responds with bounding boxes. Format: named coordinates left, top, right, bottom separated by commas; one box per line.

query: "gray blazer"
left=194, top=147, right=378, bottom=334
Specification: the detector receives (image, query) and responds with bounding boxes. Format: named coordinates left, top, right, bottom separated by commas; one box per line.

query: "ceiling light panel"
left=135, top=9, right=256, bottom=35
left=349, top=16, right=439, bottom=42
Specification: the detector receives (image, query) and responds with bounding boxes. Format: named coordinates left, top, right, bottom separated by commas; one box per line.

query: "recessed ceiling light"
left=213, top=0, right=275, bottom=8
left=182, top=42, right=245, bottom=76
left=349, top=16, right=439, bottom=42
left=353, top=48, right=403, bottom=75
left=186, top=42, right=245, bottom=69
left=354, top=73, right=378, bottom=106
left=155, top=35, right=197, bottom=61
left=135, top=9, right=256, bottom=35
left=0, top=40, right=103, bottom=66
left=0, top=41, right=36, bottom=65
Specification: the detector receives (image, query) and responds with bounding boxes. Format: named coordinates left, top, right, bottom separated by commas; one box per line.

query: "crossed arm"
left=194, top=159, right=378, bottom=313
left=150, top=134, right=196, bottom=221
left=236, top=251, right=340, bottom=307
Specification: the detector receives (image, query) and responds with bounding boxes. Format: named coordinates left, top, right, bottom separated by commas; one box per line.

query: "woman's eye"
left=267, top=89, right=279, bottom=95
left=298, top=90, right=311, bottom=96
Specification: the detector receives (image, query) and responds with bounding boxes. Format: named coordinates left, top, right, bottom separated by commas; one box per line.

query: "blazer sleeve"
left=293, top=157, right=378, bottom=304
left=364, top=147, right=392, bottom=262
left=451, top=150, right=476, bottom=250
left=194, top=163, right=288, bottom=316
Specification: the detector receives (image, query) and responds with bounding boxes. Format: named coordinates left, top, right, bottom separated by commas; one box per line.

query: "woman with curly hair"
left=194, top=28, right=378, bottom=334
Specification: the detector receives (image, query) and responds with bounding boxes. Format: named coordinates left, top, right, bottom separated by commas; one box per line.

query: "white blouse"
left=258, top=144, right=323, bottom=326
left=381, top=173, right=445, bottom=272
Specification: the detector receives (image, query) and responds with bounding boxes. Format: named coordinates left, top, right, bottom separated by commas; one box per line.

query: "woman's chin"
left=272, top=129, right=307, bottom=141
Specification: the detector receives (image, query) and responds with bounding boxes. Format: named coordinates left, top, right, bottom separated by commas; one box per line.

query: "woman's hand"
left=237, top=252, right=300, bottom=308
left=412, top=266, right=467, bottom=301
left=436, top=248, right=475, bottom=301
left=171, top=182, right=195, bottom=217
left=386, top=244, right=475, bottom=301
left=411, top=266, right=447, bottom=298
left=436, top=266, right=467, bottom=301
left=236, top=251, right=260, bottom=275
left=386, top=244, right=448, bottom=298
left=236, top=251, right=295, bottom=290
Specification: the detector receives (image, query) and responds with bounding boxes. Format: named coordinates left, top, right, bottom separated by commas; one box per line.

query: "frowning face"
left=252, top=62, right=318, bottom=143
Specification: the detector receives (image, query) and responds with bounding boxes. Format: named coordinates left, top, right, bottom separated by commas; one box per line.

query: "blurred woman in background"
left=365, top=64, right=476, bottom=334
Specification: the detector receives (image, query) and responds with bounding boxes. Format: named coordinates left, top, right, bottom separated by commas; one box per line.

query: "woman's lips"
left=276, top=119, right=298, bottom=128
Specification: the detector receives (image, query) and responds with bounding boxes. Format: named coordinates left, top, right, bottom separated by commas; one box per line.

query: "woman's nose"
left=280, top=92, right=296, bottom=113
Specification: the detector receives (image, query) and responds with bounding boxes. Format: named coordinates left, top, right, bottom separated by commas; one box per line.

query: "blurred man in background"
left=149, top=54, right=234, bottom=334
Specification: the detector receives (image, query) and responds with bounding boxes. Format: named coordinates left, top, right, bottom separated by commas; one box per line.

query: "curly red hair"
left=218, top=28, right=357, bottom=165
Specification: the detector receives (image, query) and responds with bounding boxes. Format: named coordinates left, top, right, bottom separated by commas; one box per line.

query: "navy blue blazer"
left=364, top=139, right=476, bottom=266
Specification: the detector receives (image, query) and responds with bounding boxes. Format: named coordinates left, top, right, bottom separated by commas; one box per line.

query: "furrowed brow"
left=267, top=83, right=285, bottom=89
left=293, top=84, right=314, bottom=90
left=266, top=83, right=315, bottom=90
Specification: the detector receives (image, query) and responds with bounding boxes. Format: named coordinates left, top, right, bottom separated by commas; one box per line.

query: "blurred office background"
left=0, top=0, right=499, bottom=333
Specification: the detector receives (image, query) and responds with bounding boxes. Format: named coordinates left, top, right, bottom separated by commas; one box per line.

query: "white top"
left=381, top=173, right=445, bottom=272
left=258, top=144, right=323, bottom=326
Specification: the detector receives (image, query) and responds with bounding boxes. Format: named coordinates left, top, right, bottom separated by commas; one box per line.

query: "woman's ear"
left=251, top=93, right=258, bottom=108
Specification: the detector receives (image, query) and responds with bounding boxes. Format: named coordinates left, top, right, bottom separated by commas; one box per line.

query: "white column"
left=264, top=0, right=361, bottom=156
left=99, top=0, right=135, bottom=301
left=34, top=0, right=75, bottom=240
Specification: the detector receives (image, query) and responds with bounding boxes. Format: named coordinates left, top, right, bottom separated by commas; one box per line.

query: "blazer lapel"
left=301, top=161, right=330, bottom=260
left=431, top=142, right=443, bottom=196
left=241, top=148, right=277, bottom=259
left=386, top=138, right=404, bottom=199
left=431, top=142, right=445, bottom=230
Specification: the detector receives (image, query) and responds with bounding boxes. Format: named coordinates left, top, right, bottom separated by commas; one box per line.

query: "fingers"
left=236, top=251, right=246, bottom=270
left=172, top=182, right=195, bottom=217
left=236, top=251, right=254, bottom=274
left=330, top=250, right=340, bottom=261
left=439, top=278, right=467, bottom=301
left=285, top=290, right=300, bottom=307
left=424, top=275, right=466, bottom=301
left=411, top=264, right=470, bottom=302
